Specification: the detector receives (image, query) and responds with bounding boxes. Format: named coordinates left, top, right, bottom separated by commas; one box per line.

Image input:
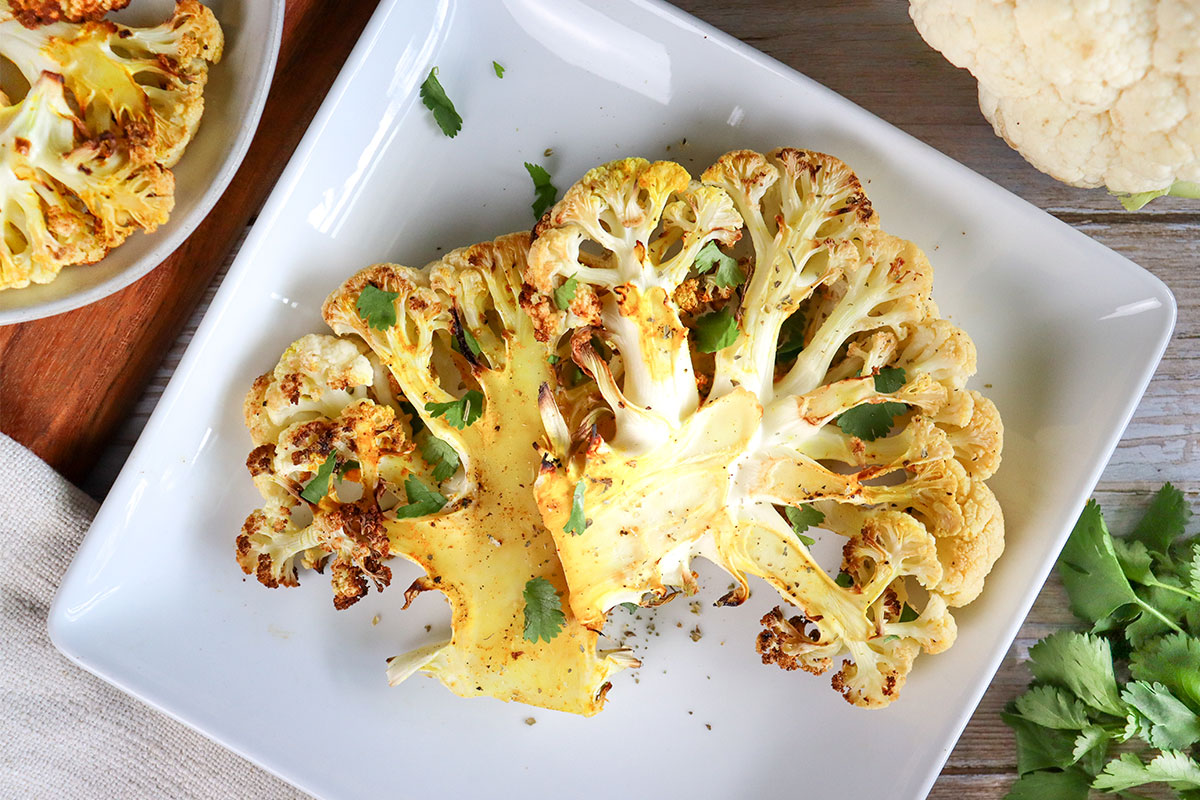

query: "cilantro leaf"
left=492, top=60, right=505, bottom=78
left=356, top=284, right=400, bottom=330
left=1112, top=537, right=1155, bottom=583
left=836, top=401, right=906, bottom=441
left=695, top=241, right=744, bottom=288
left=619, top=602, right=638, bottom=613
left=418, top=434, right=460, bottom=482
left=335, top=459, right=360, bottom=481
left=1013, top=685, right=1093, bottom=730
left=300, top=454, right=336, bottom=503
left=525, top=162, right=558, bottom=220
left=1028, top=632, right=1127, bottom=717
left=1003, top=706, right=1080, bottom=774
left=1187, top=543, right=1200, bottom=596
left=1058, top=501, right=1142, bottom=627
left=872, top=366, right=907, bottom=393
left=694, top=307, right=739, bottom=353
left=784, top=505, right=823, bottom=546
left=564, top=480, right=586, bottom=536
left=460, top=324, right=482, bottom=357
left=898, top=603, right=920, bottom=623
left=426, top=390, right=484, bottom=429
left=553, top=275, right=578, bottom=310
left=1129, top=634, right=1200, bottom=712
left=419, top=67, right=462, bottom=137
left=1093, top=751, right=1200, bottom=792
left=522, top=576, right=566, bottom=643
left=1122, top=681, right=1200, bottom=750
left=835, top=368, right=909, bottom=442
left=1130, top=482, right=1191, bottom=556
left=834, top=571, right=854, bottom=588
left=1071, top=725, right=1111, bottom=773
left=776, top=311, right=805, bottom=360
left=392, top=476, right=448, bottom=519
left=1005, top=769, right=1092, bottom=800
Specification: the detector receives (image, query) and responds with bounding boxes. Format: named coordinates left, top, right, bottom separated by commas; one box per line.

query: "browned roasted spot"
left=278, top=372, right=302, bottom=404
left=12, top=0, right=130, bottom=26
left=245, top=443, right=275, bottom=476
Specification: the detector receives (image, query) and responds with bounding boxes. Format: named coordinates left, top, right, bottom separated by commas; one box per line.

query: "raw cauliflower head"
left=910, top=0, right=1200, bottom=208
left=525, top=148, right=1004, bottom=707
left=240, top=233, right=635, bottom=716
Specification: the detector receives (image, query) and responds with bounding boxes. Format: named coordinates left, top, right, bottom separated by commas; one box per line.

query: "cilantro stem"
left=1143, top=578, right=1200, bottom=603
left=1135, top=596, right=1185, bottom=634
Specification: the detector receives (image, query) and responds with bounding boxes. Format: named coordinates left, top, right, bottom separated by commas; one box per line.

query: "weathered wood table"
left=4, top=2, right=1197, bottom=797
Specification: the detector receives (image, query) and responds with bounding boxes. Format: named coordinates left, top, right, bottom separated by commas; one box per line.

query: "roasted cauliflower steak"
left=525, top=148, right=1004, bottom=707
left=239, top=233, right=635, bottom=716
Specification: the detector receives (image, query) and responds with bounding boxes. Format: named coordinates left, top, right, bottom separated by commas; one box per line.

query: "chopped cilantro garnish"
left=553, top=275, right=578, bottom=310
left=564, top=480, right=586, bottom=535
left=784, top=504, right=824, bottom=547
left=419, top=67, right=462, bottom=138
left=525, top=162, right=558, bottom=220
left=522, top=577, right=566, bottom=643
left=418, top=434, right=460, bottom=482
left=695, top=241, right=744, bottom=288
left=392, top=476, right=448, bottom=519
left=694, top=307, right=739, bottom=353
left=426, top=390, right=484, bottom=429
left=300, top=454, right=336, bottom=503
left=356, top=284, right=399, bottom=330
left=835, top=366, right=908, bottom=441
left=492, top=61, right=505, bottom=78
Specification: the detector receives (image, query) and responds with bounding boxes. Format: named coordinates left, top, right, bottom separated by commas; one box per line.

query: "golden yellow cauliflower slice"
left=238, top=233, right=633, bottom=716
left=526, top=148, right=1004, bottom=707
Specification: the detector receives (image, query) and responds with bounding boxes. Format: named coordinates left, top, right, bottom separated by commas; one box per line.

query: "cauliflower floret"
left=0, top=73, right=172, bottom=289
left=910, top=0, right=1200, bottom=207
left=526, top=148, right=1004, bottom=707
left=243, top=333, right=376, bottom=444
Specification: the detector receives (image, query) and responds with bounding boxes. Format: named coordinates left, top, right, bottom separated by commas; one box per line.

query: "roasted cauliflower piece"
left=2, top=0, right=223, bottom=166
left=0, top=73, right=173, bottom=289
left=0, top=0, right=221, bottom=290
left=526, top=148, right=1004, bottom=707
left=7, top=0, right=129, bottom=26
left=240, top=234, right=634, bottom=716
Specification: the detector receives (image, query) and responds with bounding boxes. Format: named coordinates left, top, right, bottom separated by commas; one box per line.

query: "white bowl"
left=0, top=0, right=285, bottom=324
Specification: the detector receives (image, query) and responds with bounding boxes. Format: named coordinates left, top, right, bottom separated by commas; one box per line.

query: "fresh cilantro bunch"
left=1005, top=484, right=1200, bottom=799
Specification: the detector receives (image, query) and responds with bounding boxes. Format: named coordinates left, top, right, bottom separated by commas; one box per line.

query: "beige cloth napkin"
left=0, top=434, right=310, bottom=799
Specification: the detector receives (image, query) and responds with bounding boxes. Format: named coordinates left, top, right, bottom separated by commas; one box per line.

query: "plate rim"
left=0, top=0, right=288, bottom=325
left=49, top=1, right=1179, bottom=798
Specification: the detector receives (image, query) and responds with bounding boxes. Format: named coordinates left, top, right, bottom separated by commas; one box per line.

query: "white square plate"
left=50, top=1, right=1175, bottom=798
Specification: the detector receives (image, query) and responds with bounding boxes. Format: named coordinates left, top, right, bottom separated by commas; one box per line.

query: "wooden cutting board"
left=0, top=0, right=382, bottom=483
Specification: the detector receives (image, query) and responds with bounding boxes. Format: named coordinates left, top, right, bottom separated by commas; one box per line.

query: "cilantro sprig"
left=835, top=367, right=907, bottom=441
left=426, top=390, right=484, bottom=429
left=694, top=307, right=739, bottom=353
left=695, top=241, right=745, bottom=289
left=522, top=576, right=566, bottom=643
left=419, top=67, right=462, bottom=138
left=300, top=453, right=337, bottom=503
left=563, top=480, right=586, bottom=536
left=525, top=162, right=558, bottom=220
left=1003, top=484, right=1200, bottom=799
left=785, top=504, right=824, bottom=547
